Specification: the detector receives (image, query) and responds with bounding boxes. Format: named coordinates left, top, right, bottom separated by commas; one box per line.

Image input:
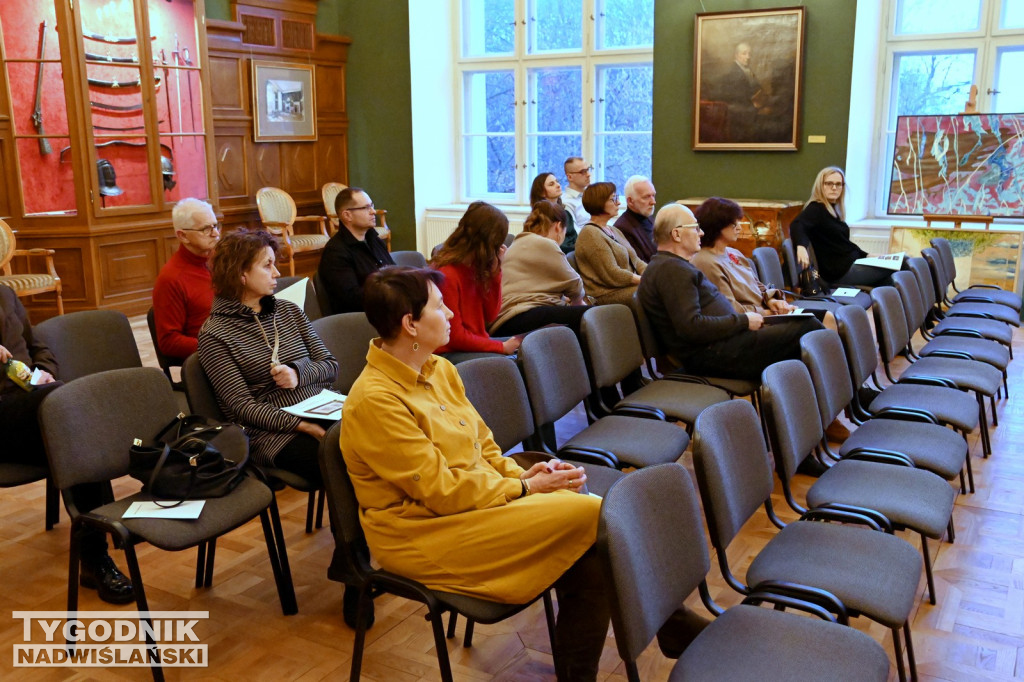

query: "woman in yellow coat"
left=340, top=266, right=608, bottom=681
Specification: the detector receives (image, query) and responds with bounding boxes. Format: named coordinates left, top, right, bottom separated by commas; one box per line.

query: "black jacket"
left=317, top=226, right=394, bottom=313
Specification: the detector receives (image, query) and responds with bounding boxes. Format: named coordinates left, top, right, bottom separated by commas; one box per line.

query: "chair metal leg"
left=463, top=618, right=476, bottom=647
left=446, top=611, right=458, bottom=639
left=305, top=491, right=315, bottom=534
left=428, top=607, right=455, bottom=682
left=990, top=394, right=998, bottom=426
left=123, top=544, right=165, bottom=682
left=920, top=534, right=936, bottom=605
left=349, top=585, right=371, bottom=681
left=947, top=517, right=956, bottom=544
left=904, top=620, right=919, bottom=681
left=195, top=542, right=207, bottom=588
left=45, top=477, right=59, bottom=530
left=542, top=590, right=557, bottom=652
left=259, top=503, right=298, bottom=615
left=66, top=524, right=82, bottom=639
left=315, top=489, right=326, bottom=529
left=978, top=394, right=992, bottom=457
left=892, top=627, right=907, bottom=682
left=964, top=439, right=976, bottom=493
left=204, top=539, right=216, bottom=588
left=959, top=469, right=966, bottom=495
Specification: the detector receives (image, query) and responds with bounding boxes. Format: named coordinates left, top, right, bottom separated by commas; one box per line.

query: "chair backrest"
left=40, top=367, right=179, bottom=490
left=274, top=275, right=303, bottom=292
left=833, top=304, right=880, bottom=390
left=693, top=400, right=775, bottom=552
left=322, top=181, right=347, bottom=227
left=303, top=278, right=322, bottom=320
left=870, top=286, right=911, bottom=364
left=565, top=250, right=578, bottom=274
left=518, top=325, right=593, bottom=427
left=921, top=247, right=950, bottom=302
left=632, top=291, right=665, bottom=377
left=318, top=421, right=373, bottom=580
left=34, top=310, right=142, bottom=382
left=182, top=354, right=227, bottom=421
left=0, top=218, right=16, bottom=272
left=780, top=238, right=800, bottom=289
left=456, top=357, right=534, bottom=453
left=390, top=250, right=428, bottom=268
left=799, top=329, right=854, bottom=430
left=752, top=246, right=787, bottom=290
left=930, top=237, right=958, bottom=282
left=761, top=359, right=824, bottom=484
left=892, top=269, right=927, bottom=332
left=580, top=304, right=645, bottom=389
left=598, top=463, right=711, bottom=665
left=311, top=312, right=377, bottom=394
left=255, top=187, right=297, bottom=227
left=907, top=257, right=939, bottom=311
left=312, top=271, right=334, bottom=318
left=146, top=307, right=181, bottom=381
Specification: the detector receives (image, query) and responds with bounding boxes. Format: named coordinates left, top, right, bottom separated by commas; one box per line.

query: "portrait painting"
left=693, top=7, right=805, bottom=151
left=252, top=61, right=317, bottom=142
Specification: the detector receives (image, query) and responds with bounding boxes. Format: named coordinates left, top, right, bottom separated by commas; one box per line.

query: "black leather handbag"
left=129, top=414, right=249, bottom=506
left=798, top=266, right=829, bottom=298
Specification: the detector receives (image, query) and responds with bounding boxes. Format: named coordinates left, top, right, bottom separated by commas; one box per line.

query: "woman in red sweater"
left=432, top=202, right=521, bottom=359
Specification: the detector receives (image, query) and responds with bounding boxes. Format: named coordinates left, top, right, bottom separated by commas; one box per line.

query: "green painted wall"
left=652, top=1, right=857, bottom=203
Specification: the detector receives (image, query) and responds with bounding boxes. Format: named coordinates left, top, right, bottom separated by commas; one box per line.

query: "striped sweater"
left=198, top=295, right=338, bottom=466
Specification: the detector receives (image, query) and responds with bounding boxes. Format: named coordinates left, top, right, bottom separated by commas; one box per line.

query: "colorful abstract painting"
left=888, top=114, right=1024, bottom=217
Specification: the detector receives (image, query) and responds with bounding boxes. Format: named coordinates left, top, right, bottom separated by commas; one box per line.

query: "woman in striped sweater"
left=198, top=229, right=338, bottom=485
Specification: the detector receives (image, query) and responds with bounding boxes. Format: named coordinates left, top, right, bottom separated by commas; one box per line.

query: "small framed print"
left=251, top=60, right=317, bottom=142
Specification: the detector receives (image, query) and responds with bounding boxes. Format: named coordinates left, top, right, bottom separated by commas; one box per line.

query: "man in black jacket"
left=0, top=285, right=134, bottom=603
left=317, top=187, right=394, bottom=313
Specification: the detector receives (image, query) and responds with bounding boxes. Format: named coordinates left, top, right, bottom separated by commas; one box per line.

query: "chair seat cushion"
left=90, top=474, right=273, bottom=551
left=289, top=234, right=329, bottom=250
left=807, top=460, right=955, bottom=539
left=615, top=380, right=730, bottom=424
left=666, top=374, right=758, bottom=398
left=918, top=335, right=1009, bottom=370
left=748, top=521, right=921, bottom=626
left=0, top=273, right=58, bottom=292
left=933, top=316, right=1013, bottom=345
left=946, top=301, right=1019, bottom=326
left=562, top=460, right=624, bottom=498
left=562, top=415, right=688, bottom=469
left=672, top=604, right=890, bottom=681
left=953, top=287, right=1021, bottom=311
left=869, top=384, right=979, bottom=432
left=838, top=419, right=966, bottom=480
left=0, top=462, right=49, bottom=486
left=901, top=356, right=1002, bottom=395
left=435, top=590, right=536, bottom=623
left=831, top=290, right=872, bottom=310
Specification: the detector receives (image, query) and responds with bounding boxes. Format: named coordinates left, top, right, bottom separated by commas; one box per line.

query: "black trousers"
left=552, top=547, right=610, bottom=681
left=834, top=263, right=894, bottom=288
left=682, top=317, right=824, bottom=381
left=491, top=304, right=590, bottom=337
left=274, top=431, right=327, bottom=486
left=1, top=382, right=110, bottom=560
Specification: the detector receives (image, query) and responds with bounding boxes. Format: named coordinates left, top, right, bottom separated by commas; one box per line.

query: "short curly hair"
left=209, top=228, right=279, bottom=301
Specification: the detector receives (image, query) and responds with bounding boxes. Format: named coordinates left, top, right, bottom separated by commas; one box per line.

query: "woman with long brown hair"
left=529, top=171, right=577, bottom=253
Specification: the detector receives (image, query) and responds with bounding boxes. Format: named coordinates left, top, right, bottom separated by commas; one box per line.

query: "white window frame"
left=454, top=0, right=653, bottom=205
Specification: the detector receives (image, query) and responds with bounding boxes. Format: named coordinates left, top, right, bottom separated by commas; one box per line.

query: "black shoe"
left=796, top=455, right=829, bottom=478
left=80, top=555, right=135, bottom=605
left=343, top=584, right=374, bottom=630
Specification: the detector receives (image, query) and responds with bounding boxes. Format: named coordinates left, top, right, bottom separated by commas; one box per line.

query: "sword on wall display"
left=182, top=46, right=198, bottom=148
left=82, top=30, right=157, bottom=45
left=84, top=52, right=140, bottom=64
left=32, top=21, right=51, bottom=155
left=160, top=49, right=173, bottom=132
left=172, top=34, right=183, bottom=147
left=87, top=74, right=161, bottom=88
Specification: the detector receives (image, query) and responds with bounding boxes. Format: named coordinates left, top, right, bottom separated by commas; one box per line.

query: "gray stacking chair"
left=0, top=462, right=59, bottom=531
left=580, top=304, right=731, bottom=431
left=781, top=238, right=871, bottom=308
left=931, top=236, right=1022, bottom=311
left=40, top=368, right=296, bottom=680
left=921, top=247, right=1019, bottom=326
left=311, top=312, right=377, bottom=394
left=34, top=309, right=142, bottom=381
left=146, top=307, right=183, bottom=389
left=761, top=359, right=957, bottom=605
left=800, top=329, right=972, bottom=492
left=693, top=400, right=922, bottom=681
left=598, top=462, right=891, bottom=682
left=872, top=286, right=1003, bottom=457
left=456, top=356, right=623, bottom=497
left=751, top=245, right=840, bottom=315
left=182, top=355, right=325, bottom=534
left=312, top=271, right=334, bottom=318
left=390, top=250, right=428, bottom=268
left=317, top=421, right=555, bottom=682
left=833, top=304, right=983, bottom=457
left=518, top=325, right=690, bottom=470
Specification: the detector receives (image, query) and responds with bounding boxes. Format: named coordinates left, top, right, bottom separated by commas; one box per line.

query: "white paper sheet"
left=122, top=500, right=206, bottom=519
left=275, top=277, right=308, bottom=308
left=853, top=252, right=905, bottom=271
left=281, top=389, right=347, bottom=421
left=830, top=287, right=861, bottom=298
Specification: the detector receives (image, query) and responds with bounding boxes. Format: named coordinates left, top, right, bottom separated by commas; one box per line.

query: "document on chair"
left=122, top=500, right=205, bottom=519
left=282, top=389, right=347, bottom=421
left=830, top=287, right=861, bottom=298
left=854, top=252, right=905, bottom=271
left=275, top=277, right=308, bottom=308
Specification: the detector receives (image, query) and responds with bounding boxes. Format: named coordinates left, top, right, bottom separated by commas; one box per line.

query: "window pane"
left=596, top=64, right=652, bottom=190
left=1002, top=0, right=1024, bottom=28
left=894, top=0, right=981, bottom=34
left=890, top=51, right=975, bottom=124
left=463, top=70, right=515, bottom=134
left=464, top=135, right=516, bottom=195
left=463, top=70, right=516, bottom=196
left=527, top=67, right=582, bottom=180
left=463, top=0, right=514, bottom=57
left=597, top=0, right=654, bottom=49
left=994, top=47, right=1024, bottom=112
left=527, top=0, right=581, bottom=53
left=597, top=133, right=652, bottom=193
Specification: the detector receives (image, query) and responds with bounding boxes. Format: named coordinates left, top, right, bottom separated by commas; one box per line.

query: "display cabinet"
left=0, top=0, right=214, bottom=317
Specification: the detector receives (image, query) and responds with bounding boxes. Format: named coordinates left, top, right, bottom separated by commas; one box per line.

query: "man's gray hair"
left=623, top=175, right=651, bottom=199
left=172, top=198, right=214, bottom=233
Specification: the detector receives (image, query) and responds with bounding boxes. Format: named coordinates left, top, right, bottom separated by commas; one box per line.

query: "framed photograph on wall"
left=693, top=7, right=805, bottom=151
left=251, top=61, right=317, bottom=142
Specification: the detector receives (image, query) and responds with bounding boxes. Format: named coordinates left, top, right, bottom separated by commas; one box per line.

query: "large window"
left=458, top=0, right=653, bottom=203
left=874, top=0, right=1024, bottom=215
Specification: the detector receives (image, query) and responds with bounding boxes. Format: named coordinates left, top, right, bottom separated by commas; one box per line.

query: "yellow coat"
left=340, top=341, right=600, bottom=603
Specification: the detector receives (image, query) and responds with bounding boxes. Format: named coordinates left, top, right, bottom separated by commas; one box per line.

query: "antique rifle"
left=32, top=21, right=51, bottom=155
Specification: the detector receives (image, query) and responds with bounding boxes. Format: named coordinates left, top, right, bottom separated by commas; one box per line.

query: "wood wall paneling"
left=216, top=135, right=249, bottom=199
left=98, top=239, right=161, bottom=299
left=315, top=64, right=345, bottom=115
left=252, top=143, right=282, bottom=190
left=317, top=134, right=348, bottom=188
left=281, top=143, right=317, bottom=193
left=209, top=55, right=246, bottom=111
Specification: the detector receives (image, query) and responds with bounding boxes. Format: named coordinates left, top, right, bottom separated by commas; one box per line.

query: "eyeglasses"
left=568, top=166, right=593, bottom=176
left=344, top=203, right=376, bottom=213
left=183, top=223, right=220, bottom=236
left=676, top=223, right=702, bottom=233
left=823, top=181, right=845, bottom=189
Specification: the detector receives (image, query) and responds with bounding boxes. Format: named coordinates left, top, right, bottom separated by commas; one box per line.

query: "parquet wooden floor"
left=0, top=314, right=1022, bottom=680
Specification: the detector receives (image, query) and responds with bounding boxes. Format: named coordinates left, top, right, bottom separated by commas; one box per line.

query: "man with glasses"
left=318, top=186, right=394, bottom=313
left=152, top=197, right=220, bottom=361
left=562, top=157, right=593, bottom=234
left=638, top=203, right=822, bottom=381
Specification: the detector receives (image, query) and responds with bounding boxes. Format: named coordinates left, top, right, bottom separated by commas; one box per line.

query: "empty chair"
left=34, top=309, right=141, bottom=382
left=390, top=250, right=428, bottom=268
left=598, top=462, right=891, bottom=682
left=761, top=359, right=957, bottom=605
left=800, top=328, right=971, bottom=492
left=580, top=304, right=731, bottom=430
left=694, top=400, right=923, bottom=681
left=0, top=218, right=64, bottom=315
left=931, top=236, right=1022, bottom=311
left=921, top=247, right=1019, bottom=326
left=518, top=325, right=689, bottom=470
left=182, top=355, right=325, bottom=534
left=256, top=186, right=330, bottom=276
left=40, top=368, right=297, bottom=679
left=311, top=312, right=377, bottom=394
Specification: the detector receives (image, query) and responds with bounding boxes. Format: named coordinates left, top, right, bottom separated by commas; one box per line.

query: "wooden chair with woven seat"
left=256, top=187, right=330, bottom=277
left=321, top=181, right=391, bottom=249
left=0, top=218, right=63, bottom=315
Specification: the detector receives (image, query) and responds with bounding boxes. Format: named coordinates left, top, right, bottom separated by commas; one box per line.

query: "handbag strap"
left=146, top=443, right=188, bottom=509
